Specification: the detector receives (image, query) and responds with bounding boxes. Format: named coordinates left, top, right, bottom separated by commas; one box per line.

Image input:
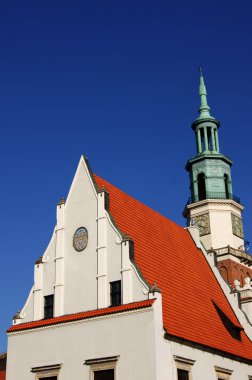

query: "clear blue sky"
left=1, top=0, right=252, bottom=352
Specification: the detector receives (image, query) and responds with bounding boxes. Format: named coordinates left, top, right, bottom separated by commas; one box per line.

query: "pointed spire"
left=197, top=67, right=214, bottom=120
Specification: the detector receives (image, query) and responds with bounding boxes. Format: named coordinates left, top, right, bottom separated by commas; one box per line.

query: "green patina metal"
left=186, top=69, right=237, bottom=204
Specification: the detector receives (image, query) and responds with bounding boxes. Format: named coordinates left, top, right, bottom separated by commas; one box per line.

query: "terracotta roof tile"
left=94, top=174, right=252, bottom=361
left=7, top=300, right=154, bottom=333
left=0, top=371, right=5, bottom=380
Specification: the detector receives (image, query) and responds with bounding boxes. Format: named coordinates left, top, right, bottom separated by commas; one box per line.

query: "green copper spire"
left=197, top=67, right=214, bottom=120
left=186, top=68, right=236, bottom=208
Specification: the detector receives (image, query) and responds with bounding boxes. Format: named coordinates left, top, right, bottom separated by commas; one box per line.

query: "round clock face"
left=73, top=227, right=88, bottom=252
left=232, top=214, right=244, bottom=239
left=194, top=214, right=210, bottom=236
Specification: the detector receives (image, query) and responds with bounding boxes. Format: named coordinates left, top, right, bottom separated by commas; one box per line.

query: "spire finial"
left=197, top=67, right=214, bottom=120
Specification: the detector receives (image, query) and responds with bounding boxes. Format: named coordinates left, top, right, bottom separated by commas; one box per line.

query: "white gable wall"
left=16, top=156, right=147, bottom=325
left=63, top=158, right=98, bottom=314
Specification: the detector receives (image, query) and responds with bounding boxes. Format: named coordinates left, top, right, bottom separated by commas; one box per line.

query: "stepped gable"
left=94, top=174, right=252, bottom=361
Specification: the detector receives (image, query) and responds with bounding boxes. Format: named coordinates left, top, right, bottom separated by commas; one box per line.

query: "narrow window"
left=200, top=128, right=205, bottom=150
left=177, top=368, right=189, bottom=380
left=197, top=173, right=206, bottom=201
left=224, top=174, right=229, bottom=198
left=44, top=295, right=54, bottom=319
left=207, top=127, right=212, bottom=151
left=110, top=281, right=121, bottom=306
left=94, top=369, right=114, bottom=380
left=174, top=355, right=195, bottom=380
left=85, top=355, right=118, bottom=380
left=38, top=378, right=57, bottom=380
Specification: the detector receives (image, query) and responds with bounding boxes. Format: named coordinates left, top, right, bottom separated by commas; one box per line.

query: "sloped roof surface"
left=8, top=300, right=154, bottom=333
left=94, top=174, right=252, bottom=361
left=0, top=372, right=6, bottom=380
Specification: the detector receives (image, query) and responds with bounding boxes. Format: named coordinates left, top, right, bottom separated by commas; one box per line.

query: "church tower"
left=184, top=69, right=249, bottom=273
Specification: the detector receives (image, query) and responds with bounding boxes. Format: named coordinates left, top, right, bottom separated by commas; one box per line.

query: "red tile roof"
left=94, top=174, right=252, bottom=361
left=0, top=371, right=6, bottom=380
left=7, top=299, right=154, bottom=333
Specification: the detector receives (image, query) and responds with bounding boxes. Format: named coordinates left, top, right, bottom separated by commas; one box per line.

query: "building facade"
left=5, top=71, right=252, bottom=380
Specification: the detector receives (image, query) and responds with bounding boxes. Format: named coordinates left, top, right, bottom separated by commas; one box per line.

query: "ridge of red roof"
left=7, top=299, right=154, bottom=333
left=94, top=174, right=252, bottom=362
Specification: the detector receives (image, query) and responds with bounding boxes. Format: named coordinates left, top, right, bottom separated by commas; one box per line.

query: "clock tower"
left=184, top=69, right=252, bottom=287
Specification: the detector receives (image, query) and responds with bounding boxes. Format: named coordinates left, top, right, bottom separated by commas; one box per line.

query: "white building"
left=5, top=72, right=252, bottom=380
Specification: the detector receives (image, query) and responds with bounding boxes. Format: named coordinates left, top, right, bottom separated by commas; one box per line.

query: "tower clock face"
left=73, top=227, right=88, bottom=252
left=231, top=214, right=244, bottom=239
left=194, top=214, right=210, bottom=236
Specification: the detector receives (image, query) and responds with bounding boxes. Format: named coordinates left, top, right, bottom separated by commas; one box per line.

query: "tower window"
left=200, top=128, right=205, bottom=151
left=207, top=127, right=212, bottom=150
left=110, top=281, right=121, bottom=306
left=44, top=295, right=54, bottom=319
left=224, top=174, right=229, bottom=198
left=197, top=173, right=206, bottom=201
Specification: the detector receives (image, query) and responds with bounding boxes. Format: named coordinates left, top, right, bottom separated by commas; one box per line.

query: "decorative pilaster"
left=196, top=129, right=202, bottom=153
left=97, top=191, right=108, bottom=308
left=121, top=239, right=132, bottom=304
left=33, top=257, right=43, bottom=320
left=215, top=129, right=220, bottom=151
left=54, top=198, right=65, bottom=317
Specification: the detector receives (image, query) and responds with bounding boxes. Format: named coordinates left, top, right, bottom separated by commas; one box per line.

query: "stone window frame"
left=84, top=355, right=119, bottom=380
left=173, top=355, right=195, bottom=380
left=214, top=366, right=233, bottom=380
left=31, top=363, right=62, bottom=379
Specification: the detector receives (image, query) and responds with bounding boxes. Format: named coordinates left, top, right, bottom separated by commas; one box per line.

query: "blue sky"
left=1, top=0, right=252, bottom=352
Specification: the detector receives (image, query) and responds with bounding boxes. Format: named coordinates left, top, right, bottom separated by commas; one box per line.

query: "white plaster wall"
left=8, top=307, right=252, bottom=380
left=189, top=200, right=244, bottom=250
left=208, top=209, right=240, bottom=249
left=7, top=308, right=157, bottom=380
left=19, top=287, right=34, bottom=322
left=170, top=340, right=252, bottom=380
left=130, top=263, right=149, bottom=302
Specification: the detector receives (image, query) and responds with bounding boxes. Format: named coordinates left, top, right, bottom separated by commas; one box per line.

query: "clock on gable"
left=73, top=227, right=88, bottom=252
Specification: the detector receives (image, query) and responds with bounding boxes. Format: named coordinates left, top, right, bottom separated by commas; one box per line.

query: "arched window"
left=224, top=174, right=229, bottom=199
left=198, top=173, right=206, bottom=201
